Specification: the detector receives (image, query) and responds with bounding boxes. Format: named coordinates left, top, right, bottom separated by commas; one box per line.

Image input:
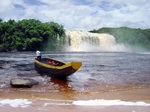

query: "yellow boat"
left=34, top=58, right=82, bottom=78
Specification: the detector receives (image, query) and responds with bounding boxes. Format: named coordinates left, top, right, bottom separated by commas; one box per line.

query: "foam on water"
left=0, top=99, right=32, bottom=107
left=1, top=98, right=150, bottom=107
left=73, top=99, right=150, bottom=106
left=65, top=30, right=130, bottom=52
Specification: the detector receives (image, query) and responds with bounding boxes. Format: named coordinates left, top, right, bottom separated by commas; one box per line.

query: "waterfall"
left=64, top=30, right=129, bottom=52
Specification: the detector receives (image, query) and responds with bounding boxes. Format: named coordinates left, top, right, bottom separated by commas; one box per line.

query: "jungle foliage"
left=0, top=19, right=65, bottom=51
left=90, top=27, right=150, bottom=51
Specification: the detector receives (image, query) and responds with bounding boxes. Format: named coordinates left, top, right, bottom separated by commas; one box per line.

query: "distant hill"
left=90, top=27, right=150, bottom=51
left=1, top=18, right=150, bottom=52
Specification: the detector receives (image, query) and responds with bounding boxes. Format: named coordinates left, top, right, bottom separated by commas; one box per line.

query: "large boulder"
left=10, top=78, right=39, bottom=88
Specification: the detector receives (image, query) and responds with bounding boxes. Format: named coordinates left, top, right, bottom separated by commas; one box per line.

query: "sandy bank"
left=0, top=87, right=150, bottom=112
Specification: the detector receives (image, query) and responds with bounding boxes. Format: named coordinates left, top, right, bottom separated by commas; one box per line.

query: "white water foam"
left=65, top=30, right=130, bottom=52
left=1, top=98, right=149, bottom=107
left=73, top=99, right=150, bottom=106
left=0, top=99, right=32, bottom=107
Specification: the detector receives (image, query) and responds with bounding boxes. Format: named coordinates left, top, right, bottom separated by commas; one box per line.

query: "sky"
left=0, top=0, right=150, bottom=31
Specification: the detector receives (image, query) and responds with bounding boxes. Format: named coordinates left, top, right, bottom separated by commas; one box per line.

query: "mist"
left=63, top=30, right=130, bottom=52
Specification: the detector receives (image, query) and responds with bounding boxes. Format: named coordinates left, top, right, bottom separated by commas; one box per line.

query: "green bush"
left=0, top=19, right=65, bottom=51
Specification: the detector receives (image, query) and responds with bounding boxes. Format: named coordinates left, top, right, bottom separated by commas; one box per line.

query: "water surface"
left=0, top=52, right=150, bottom=100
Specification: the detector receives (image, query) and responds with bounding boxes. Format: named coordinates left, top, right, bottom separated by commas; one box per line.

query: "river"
left=0, top=51, right=150, bottom=111
left=1, top=51, right=150, bottom=91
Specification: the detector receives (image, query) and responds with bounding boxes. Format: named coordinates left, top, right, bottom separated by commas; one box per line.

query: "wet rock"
left=10, top=78, right=39, bottom=88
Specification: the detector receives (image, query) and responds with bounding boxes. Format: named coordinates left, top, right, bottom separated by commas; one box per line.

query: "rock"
left=10, top=78, right=39, bottom=88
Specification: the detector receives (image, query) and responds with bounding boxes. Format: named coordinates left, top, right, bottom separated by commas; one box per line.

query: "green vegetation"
left=90, top=27, right=150, bottom=51
left=0, top=19, right=65, bottom=51
left=1, top=19, right=150, bottom=52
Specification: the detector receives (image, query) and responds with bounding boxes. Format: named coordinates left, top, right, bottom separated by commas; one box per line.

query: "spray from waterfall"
left=63, top=30, right=130, bottom=52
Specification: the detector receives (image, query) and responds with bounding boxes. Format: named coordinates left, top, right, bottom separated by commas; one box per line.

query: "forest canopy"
left=0, top=19, right=65, bottom=51
left=1, top=18, right=150, bottom=52
left=90, top=27, right=150, bottom=51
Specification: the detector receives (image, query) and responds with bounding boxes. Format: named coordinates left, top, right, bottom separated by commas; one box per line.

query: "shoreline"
left=0, top=87, right=150, bottom=112
left=1, top=103, right=150, bottom=112
left=0, top=86, right=150, bottom=101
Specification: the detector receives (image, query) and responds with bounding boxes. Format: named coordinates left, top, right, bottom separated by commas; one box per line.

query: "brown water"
left=0, top=52, right=150, bottom=101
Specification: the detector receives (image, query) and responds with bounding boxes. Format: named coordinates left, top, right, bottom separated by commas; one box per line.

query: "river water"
left=0, top=52, right=150, bottom=103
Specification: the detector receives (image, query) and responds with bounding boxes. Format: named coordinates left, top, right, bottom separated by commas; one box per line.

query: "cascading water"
left=64, top=30, right=130, bottom=52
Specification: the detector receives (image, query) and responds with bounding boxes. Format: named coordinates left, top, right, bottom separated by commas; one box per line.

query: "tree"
left=0, top=18, right=2, bottom=23
left=90, top=27, right=150, bottom=51
left=0, top=19, right=65, bottom=51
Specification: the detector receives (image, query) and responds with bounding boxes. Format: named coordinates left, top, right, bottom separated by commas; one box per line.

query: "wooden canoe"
left=34, top=58, right=82, bottom=78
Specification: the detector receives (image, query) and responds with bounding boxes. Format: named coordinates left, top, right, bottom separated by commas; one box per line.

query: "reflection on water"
left=50, top=78, right=75, bottom=92
left=0, top=52, right=150, bottom=99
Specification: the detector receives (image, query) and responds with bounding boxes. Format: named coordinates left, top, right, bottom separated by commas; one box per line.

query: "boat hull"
left=34, top=58, right=82, bottom=78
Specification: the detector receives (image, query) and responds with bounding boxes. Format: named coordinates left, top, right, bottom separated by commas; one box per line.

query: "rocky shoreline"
left=10, top=78, right=39, bottom=88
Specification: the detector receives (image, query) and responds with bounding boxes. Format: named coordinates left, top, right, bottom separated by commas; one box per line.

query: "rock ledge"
left=10, top=78, right=39, bottom=88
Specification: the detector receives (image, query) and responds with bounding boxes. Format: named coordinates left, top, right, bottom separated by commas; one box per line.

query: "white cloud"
left=0, top=0, right=14, bottom=13
left=0, top=0, right=150, bottom=31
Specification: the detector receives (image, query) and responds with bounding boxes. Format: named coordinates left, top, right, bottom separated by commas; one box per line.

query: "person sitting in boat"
left=47, top=60, right=58, bottom=66
left=48, top=60, right=52, bottom=64
left=36, top=50, right=42, bottom=60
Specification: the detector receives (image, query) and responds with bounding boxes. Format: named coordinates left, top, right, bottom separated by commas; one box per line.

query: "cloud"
left=0, top=0, right=149, bottom=31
